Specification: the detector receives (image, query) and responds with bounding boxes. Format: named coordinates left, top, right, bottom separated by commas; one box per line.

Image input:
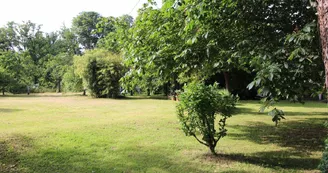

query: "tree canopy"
left=0, top=0, right=326, bottom=102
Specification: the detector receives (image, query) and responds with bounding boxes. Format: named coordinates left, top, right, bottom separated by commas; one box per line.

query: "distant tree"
left=95, top=16, right=116, bottom=40
left=74, top=49, right=125, bottom=98
left=72, top=11, right=102, bottom=49
left=0, top=66, right=11, bottom=95
left=0, top=22, right=19, bottom=51
left=59, top=26, right=81, bottom=55
left=0, top=50, right=34, bottom=94
left=97, top=14, right=134, bottom=53
left=45, top=53, right=73, bottom=92
left=15, top=21, right=51, bottom=85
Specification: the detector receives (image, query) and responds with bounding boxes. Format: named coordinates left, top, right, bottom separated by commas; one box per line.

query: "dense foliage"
left=177, top=82, right=238, bottom=155
left=62, top=67, right=83, bottom=92
left=0, top=12, right=132, bottom=95
left=0, top=0, right=326, bottom=100
left=116, top=0, right=326, bottom=103
left=74, top=49, right=125, bottom=98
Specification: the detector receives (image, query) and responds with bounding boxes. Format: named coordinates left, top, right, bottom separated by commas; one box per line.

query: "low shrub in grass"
left=176, top=82, right=238, bottom=155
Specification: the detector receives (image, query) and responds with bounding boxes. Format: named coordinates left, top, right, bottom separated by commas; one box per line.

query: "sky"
left=0, top=0, right=162, bottom=33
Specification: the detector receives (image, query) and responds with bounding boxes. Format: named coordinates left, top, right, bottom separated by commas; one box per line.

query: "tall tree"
left=0, top=50, right=34, bottom=94
left=72, top=11, right=102, bottom=49
left=316, top=0, right=328, bottom=91
left=45, top=53, right=73, bottom=92
left=16, top=21, right=50, bottom=85
left=0, top=22, right=19, bottom=52
left=59, top=26, right=80, bottom=55
left=97, top=15, right=134, bottom=53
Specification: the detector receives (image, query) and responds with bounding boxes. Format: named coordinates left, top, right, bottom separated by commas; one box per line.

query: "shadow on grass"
left=285, top=111, right=328, bottom=116
left=0, top=135, right=33, bottom=173
left=0, top=134, right=204, bottom=173
left=1, top=94, right=172, bottom=101
left=234, top=106, right=258, bottom=116
left=238, top=100, right=328, bottom=108
left=202, top=149, right=320, bottom=170
left=118, top=95, right=170, bottom=100
left=235, top=101, right=327, bottom=116
left=229, top=118, right=327, bottom=152
left=273, top=101, right=328, bottom=108
left=0, top=93, right=84, bottom=98
left=0, top=108, right=22, bottom=113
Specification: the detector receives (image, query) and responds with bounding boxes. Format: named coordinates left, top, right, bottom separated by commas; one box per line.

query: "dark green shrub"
left=74, top=49, right=125, bottom=98
left=176, top=82, right=238, bottom=155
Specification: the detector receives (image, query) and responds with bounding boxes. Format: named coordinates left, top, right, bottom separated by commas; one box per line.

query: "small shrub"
left=268, top=108, right=285, bottom=127
left=176, top=82, right=238, bottom=155
left=259, top=98, right=286, bottom=127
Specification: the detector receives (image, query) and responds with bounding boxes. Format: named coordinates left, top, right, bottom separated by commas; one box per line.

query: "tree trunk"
left=209, top=145, right=217, bottom=155
left=164, top=82, right=169, bottom=96
left=83, top=89, right=86, bottom=96
left=57, top=80, right=61, bottom=93
left=147, top=88, right=150, bottom=96
left=223, top=72, right=230, bottom=91
left=34, top=76, right=38, bottom=85
left=27, top=86, right=30, bottom=95
left=2, top=89, right=4, bottom=96
left=317, top=0, right=328, bottom=93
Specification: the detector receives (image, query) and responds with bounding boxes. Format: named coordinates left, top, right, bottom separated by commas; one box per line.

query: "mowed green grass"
left=0, top=94, right=327, bottom=173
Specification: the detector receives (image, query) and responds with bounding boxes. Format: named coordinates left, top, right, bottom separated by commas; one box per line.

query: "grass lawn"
left=0, top=94, right=327, bottom=173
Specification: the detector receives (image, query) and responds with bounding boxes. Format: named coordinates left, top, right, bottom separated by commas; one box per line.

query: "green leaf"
left=255, top=78, right=261, bottom=85
left=288, top=35, right=295, bottom=43
left=269, top=73, right=274, bottom=81
left=247, top=81, right=255, bottom=90
left=302, top=25, right=311, bottom=33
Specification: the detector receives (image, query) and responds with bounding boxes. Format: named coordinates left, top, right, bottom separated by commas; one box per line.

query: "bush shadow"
left=202, top=149, right=320, bottom=170
left=0, top=135, right=33, bottom=173
left=229, top=118, right=327, bottom=152
left=0, top=93, right=88, bottom=98
left=0, top=108, right=22, bottom=113
left=285, top=111, right=327, bottom=116
left=275, top=101, right=328, bottom=108
left=118, top=95, right=170, bottom=100
left=234, top=106, right=259, bottom=116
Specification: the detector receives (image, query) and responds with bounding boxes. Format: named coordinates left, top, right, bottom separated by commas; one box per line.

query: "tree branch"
left=191, top=133, right=209, bottom=147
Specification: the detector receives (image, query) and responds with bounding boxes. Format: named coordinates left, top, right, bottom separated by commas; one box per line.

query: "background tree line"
left=0, top=0, right=327, bottom=101
left=0, top=12, right=132, bottom=98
